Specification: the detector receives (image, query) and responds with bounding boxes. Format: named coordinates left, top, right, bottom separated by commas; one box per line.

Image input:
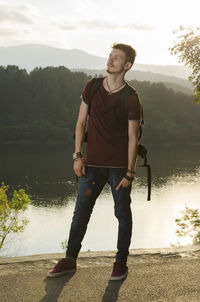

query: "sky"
left=0, top=0, right=199, bottom=65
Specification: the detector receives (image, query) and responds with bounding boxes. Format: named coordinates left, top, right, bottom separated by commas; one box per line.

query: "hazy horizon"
left=0, top=43, right=188, bottom=67
left=1, top=0, right=199, bottom=65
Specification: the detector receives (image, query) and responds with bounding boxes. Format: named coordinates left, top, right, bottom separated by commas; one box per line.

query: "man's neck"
left=106, top=73, right=126, bottom=87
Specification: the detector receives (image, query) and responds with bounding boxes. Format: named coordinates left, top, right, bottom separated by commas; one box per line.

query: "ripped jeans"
left=66, top=166, right=132, bottom=262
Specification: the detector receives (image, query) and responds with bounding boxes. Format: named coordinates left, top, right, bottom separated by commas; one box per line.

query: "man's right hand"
left=73, top=159, right=85, bottom=177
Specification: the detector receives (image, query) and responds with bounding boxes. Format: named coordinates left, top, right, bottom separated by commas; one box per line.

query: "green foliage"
left=170, top=25, right=200, bottom=104
left=130, top=79, right=200, bottom=145
left=0, top=65, right=200, bottom=146
left=0, top=65, right=89, bottom=144
left=0, top=183, right=30, bottom=249
left=61, top=238, right=68, bottom=251
left=175, top=206, right=200, bottom=245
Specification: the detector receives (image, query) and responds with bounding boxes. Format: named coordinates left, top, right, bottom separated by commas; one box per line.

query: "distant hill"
left=74, top=68, right=193, bottom=95
left=0, top=44, right=193, bottom=95
left=0, top=44, right=191, bottom=76
left=133, top=64, right=192, bottom=79
left=0, top=44, right=106, bottom=70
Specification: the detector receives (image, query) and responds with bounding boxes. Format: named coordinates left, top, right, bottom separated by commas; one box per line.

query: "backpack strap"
left=81, top=77, right=103, bottom=143
left=122, top=83, right=144, bottom=123
left=87, top=77, right=104, bottom=114
left=137, top=144, right=152, bottom=201
left=120, top=83, right=144, bottom=140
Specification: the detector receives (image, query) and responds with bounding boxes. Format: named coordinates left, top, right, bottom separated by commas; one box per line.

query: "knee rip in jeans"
left=85, top=188, right=92, bottom=197
left=85, top=181, right=96, bottom=197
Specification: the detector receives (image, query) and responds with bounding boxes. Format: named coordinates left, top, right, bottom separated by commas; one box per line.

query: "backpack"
left=80, top=77, right=151, bottom=201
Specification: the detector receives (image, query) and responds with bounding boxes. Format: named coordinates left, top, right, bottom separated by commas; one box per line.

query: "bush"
left=175, top=206, right=200, bottom=245
left=0, top=183, right=30, bottom=249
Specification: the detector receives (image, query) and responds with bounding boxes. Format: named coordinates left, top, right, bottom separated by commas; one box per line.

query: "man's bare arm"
left=74, top=101, right=88, bottom=176
left=127, top=120, right=140, bottom=172
left=75, top=101, right=88, bottom=153
left=116, top=120, right=140, bottom=190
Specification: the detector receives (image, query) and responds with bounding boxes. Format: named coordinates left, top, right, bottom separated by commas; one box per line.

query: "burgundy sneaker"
left=47, top=257, right=76, bottom=278
left=110, top=260, right=128, bottom=281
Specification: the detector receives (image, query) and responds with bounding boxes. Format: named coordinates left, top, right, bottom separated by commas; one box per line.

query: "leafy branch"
left=0, top=183, right=30, bottom=249
left=175, top=205, right=200, bottom=245
left=170, top=25, right=200, bottom=104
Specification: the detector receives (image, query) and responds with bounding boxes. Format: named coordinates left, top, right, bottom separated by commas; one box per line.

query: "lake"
left=0, top=143, right=200, bottom=257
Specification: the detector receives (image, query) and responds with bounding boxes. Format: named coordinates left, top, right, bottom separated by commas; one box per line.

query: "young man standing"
left=48, top=43, right=141, bottom=280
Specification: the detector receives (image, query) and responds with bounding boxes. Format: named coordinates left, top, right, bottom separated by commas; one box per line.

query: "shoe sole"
left=47, top=268, right=76, bottom=278
left=110, top=271, right=128, bottom=281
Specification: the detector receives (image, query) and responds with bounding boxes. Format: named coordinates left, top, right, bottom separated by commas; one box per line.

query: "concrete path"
left=1, top=246, right=200, bottom=302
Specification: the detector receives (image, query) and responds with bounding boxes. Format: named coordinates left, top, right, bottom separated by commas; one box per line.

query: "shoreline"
left=1, top=245, right=200, bottom=264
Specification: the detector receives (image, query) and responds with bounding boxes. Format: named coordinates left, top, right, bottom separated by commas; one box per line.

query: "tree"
left=0, top=183, right=30, bottom=250
left=170, top=26, right=200, bottom=104
left=1, top=65, right=200, bottom=145
left=175, top=206, right=200, bottom=245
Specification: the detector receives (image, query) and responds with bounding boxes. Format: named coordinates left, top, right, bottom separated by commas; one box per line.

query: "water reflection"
left=0, top=143, right=200, bottom=257
left=1, top=144, right=199, bottom=202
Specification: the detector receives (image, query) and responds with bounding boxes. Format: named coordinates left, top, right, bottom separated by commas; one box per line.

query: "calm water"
left=0, top=143, right=200, bottom=257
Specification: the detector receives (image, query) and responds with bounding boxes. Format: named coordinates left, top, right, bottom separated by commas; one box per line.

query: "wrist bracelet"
left=127, top=169, right=136, bottom=174
left=74, top=157, right=83, bottom=162
left=73, top=151, right=83, bottom=160
left=124, top=174, right=134, bottom=182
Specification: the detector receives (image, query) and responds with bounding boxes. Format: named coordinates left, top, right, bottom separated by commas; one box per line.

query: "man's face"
left=106, top=48, right=129, bottom=74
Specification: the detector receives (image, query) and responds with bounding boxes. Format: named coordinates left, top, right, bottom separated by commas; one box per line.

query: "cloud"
left=0, top=3, right=34, bottom=24
left=0, top=27, right=18, bottom=36
left=124, top=24, right=153, bottom=31
left=58, top=19, right=153, bottom=31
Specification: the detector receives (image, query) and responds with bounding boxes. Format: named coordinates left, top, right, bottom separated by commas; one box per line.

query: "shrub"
left=175, top=206, right=200, bottom=245
left=0, top=183, right=30, bottom=249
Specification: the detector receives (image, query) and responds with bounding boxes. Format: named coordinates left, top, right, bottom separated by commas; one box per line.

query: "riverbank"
left=1, top=246, right=200, bottom=302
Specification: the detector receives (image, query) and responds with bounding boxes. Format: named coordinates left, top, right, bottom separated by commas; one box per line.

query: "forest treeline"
left=0, top=65, right=200, bottom=146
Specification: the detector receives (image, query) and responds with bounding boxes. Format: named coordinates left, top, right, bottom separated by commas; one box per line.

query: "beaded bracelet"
left=74, top=157, right=84, bottom=162
left=127, top=169, right=136, bottom=174
left=124, top=174, right=134, bottom=182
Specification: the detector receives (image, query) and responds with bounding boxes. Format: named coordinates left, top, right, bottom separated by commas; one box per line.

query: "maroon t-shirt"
left=81, top=78, right=141, bottom=167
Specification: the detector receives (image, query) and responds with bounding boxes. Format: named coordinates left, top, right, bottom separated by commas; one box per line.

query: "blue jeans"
left=66, top=166, right=132, bottom=262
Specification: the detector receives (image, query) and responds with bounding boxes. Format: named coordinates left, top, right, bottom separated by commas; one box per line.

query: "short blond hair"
left=112, top=43, right=137, bottom=64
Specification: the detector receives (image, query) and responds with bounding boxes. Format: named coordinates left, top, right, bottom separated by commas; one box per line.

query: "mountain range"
left=0, top=44, right=193, bottom=94
left=74, top=68, right=193, bottom=95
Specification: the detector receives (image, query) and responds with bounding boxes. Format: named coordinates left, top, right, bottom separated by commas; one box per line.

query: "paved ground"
left=1, top=246, right=200, bottom=302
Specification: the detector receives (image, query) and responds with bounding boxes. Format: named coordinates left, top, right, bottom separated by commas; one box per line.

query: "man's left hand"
left=116, top=178, right=132, bottom=191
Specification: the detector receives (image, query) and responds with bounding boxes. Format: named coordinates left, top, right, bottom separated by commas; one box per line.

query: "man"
left=47, top=43, right=141, bottom=280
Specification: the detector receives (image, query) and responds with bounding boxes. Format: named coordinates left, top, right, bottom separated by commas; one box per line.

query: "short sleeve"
left=128, top=92, right=141, bottom=121
left=81, top=78, right=96, bottom=105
